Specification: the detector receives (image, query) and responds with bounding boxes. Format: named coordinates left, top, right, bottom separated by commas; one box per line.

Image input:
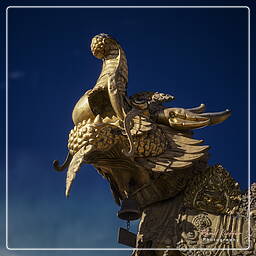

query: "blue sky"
left=1, top=1, right=256, bottom=256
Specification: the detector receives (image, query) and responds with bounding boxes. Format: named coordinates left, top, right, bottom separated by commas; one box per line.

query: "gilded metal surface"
left=72, top=33, right=128, bottom=125
left=53, top=34, right=254, bottom=255
left=134, top=181, right=256, bottom=256
left=183, top=165, right=241, bottom=215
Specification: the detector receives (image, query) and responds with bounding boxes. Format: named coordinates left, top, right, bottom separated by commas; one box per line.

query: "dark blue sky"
left=1, top=1, right=255, bottom=256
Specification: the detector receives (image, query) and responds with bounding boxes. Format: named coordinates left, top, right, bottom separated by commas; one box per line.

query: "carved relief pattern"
left=184, top=165, right=241, bottom=215
left=177, top=190, right=256, bottom=256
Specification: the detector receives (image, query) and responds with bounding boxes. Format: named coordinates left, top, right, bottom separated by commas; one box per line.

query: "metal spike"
left=200, top=109, right=231, bottom=125
left=94, top=114, right=103, bottom=124
left=186, top=104, right=206, bottom=114
left=111, top=115, right=118, bottom=121
left=112, top=120, right=120, bottom=126
left=103, top=117, right=112, bottom=123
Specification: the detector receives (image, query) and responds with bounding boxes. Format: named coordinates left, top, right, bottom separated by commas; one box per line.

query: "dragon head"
left=54, top=34, right=231, bottom=210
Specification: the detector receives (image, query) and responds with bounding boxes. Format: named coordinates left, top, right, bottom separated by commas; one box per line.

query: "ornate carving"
left=184, top=165, right=241, bottom=215
left=53, top=34, right=254, bottom=255
left=54, top=34, right=231, bottom=199
left=192, top=214, right=212, bottom=231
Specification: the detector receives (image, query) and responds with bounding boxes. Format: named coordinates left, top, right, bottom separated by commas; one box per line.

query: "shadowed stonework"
left=54, top=34, right=255, bottom=256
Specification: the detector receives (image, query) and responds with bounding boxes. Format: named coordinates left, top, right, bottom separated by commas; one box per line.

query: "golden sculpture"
left=54, top=34, right=255, bottom=256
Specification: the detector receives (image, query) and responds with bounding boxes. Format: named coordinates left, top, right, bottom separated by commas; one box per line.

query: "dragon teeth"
left=111, top=115, right=118, bottom=122
left=112, top=120, right=120, bottom=126
left=103, top=117, right=112, bottom=123
left=94, top=114, right=103, bottom=124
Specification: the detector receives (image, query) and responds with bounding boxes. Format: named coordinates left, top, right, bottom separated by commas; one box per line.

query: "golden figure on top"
left=54, top=34, right=255, bottom=256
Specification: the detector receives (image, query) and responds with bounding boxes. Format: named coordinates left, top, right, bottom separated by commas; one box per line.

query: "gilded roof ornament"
left=53, top=34, right=255, bottom=254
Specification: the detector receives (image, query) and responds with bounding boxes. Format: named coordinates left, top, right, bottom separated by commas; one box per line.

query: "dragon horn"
left=108, top=74, right=126, bottom=120
left=53, top=153, right=72, bottom=172
left=199, top=109, right=231, bottom=125
left=186, top=104, right=206, bottom=114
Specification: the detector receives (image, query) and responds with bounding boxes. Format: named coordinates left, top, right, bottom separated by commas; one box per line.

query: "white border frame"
left=5, top=5, right=251, bottom=251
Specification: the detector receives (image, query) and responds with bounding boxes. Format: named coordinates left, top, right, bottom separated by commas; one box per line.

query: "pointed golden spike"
left=186, top=104, right=206, bottom=113
left=103, top=117, right=112, bottom=123
left=94, top=114, right=103, bottom=124
left=200, top=109, right=231, bottom=125
left=111, top=115, right=119, bottom=122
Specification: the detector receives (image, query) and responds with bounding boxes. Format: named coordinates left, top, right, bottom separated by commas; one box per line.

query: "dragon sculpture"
left=54, top=34, right=255, bottom=256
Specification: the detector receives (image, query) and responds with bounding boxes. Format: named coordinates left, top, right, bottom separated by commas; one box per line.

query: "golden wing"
left=135, top=125, right=209, bottom=172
